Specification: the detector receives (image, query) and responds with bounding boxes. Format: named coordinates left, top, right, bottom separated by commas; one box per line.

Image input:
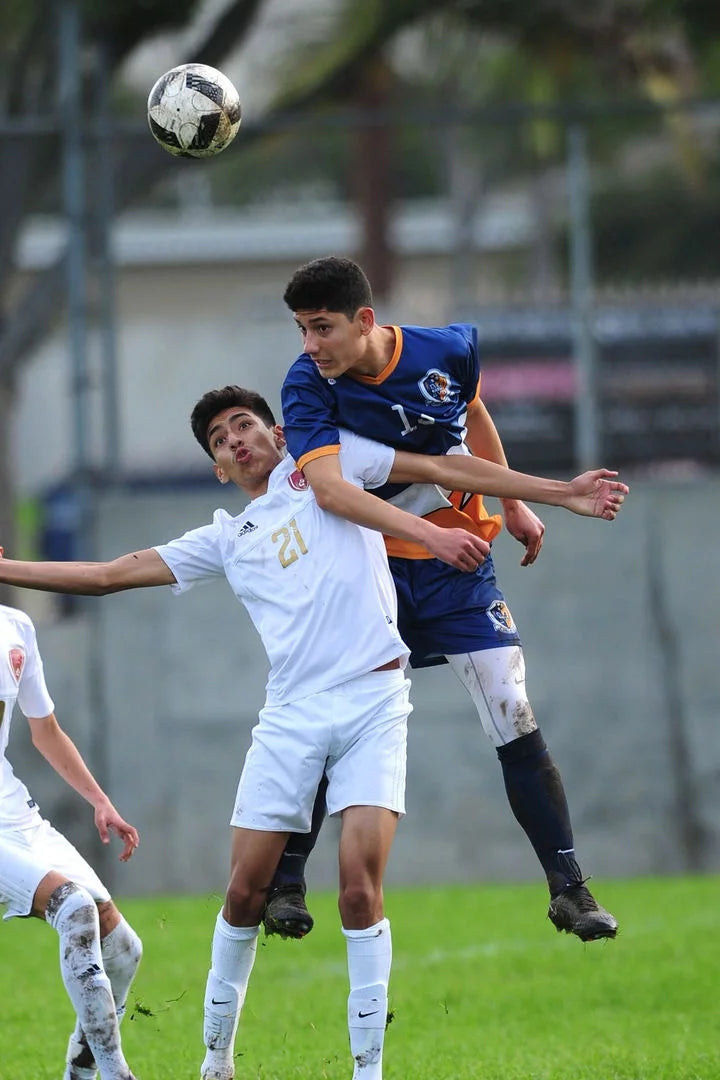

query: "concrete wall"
left=7, top=477, right=720, bottom=898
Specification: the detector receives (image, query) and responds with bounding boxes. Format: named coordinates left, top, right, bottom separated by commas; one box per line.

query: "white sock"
left=343, top=918, right=392, bottom=1080
left=200, top=911, right=259, bottom=1080
left=46, top=883, right=132, bottom=1080
left=63, top=1028, right=97, bottom=1080
left=102, top=917, right=143, bottom=1021
left=64, top=917, right=143, bottom=1080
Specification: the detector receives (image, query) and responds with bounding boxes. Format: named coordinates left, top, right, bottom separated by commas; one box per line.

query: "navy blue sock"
left=271, top=774, right=328, bottom=890
left=496, top=729, right=583, bottom=897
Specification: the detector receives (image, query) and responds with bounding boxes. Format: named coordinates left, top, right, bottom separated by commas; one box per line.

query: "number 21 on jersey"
left=272, top=517, right=308, bottom=568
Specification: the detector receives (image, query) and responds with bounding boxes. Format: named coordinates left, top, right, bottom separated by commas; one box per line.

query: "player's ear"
left=357, top=306, right=375, bottom=335
left=213, top=463, right=229, bottom=485
left=273, top=425, right=286, bottom=448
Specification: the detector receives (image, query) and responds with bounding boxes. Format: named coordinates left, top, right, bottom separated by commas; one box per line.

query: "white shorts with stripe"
left=232, top=668, right=411, bottom=832
left=0, top=815, right=110, bottom=919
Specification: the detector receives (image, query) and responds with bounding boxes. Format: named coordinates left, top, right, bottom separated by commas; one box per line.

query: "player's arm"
left=302, top=454, right=489, bottom=571
left=465, top=397, right=546, bottom=565
left=0, top=548, right=175, bottom=595
left=28, top=712, right=139, bottom=860
left=388, top=452, right=628, bottom=521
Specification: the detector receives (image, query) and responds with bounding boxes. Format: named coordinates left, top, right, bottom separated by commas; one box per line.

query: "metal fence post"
left=567, top=122, right=600, bottom=469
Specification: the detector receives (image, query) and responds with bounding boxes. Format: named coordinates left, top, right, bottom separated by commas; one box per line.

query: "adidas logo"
left=237, top=520, right=258, bottom=537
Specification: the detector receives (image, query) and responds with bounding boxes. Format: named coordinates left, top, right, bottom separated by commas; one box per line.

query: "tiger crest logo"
left=486, top=600, right=516, bottom=634
left=418, top=369, right=460, bottom=406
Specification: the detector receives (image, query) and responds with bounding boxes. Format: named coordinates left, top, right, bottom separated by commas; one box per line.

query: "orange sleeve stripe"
left=296, top=444, right=341, bottom=471
left=468, top=373, right=482, bottom=406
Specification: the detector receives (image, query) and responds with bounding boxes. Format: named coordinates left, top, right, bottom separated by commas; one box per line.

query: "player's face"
left=293, top=307, right=374, bottom=378
left=207, top=407, right=285, bottom=497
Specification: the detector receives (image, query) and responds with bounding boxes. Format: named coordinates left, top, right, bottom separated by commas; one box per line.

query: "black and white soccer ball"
left=147, top=63, right=241, bottom=159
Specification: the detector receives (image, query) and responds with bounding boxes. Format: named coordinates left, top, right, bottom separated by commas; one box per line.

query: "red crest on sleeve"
left=9, top=648, right=25, bottom=681
left=288, top=469, right=309, bottom=491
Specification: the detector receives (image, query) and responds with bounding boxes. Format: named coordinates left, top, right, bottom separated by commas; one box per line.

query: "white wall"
left=8, top=477, right=720, bottom=898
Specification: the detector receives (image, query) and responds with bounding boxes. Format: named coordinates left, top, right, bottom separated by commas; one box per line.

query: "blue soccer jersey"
left=281, top=321, right=520, bottom=666
left=281, top=323, right=503, bottom=560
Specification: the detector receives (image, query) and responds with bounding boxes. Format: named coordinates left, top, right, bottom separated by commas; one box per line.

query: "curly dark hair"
left=283, top=256, right=373, bottom=317
left=190, top=386, right=277, bottom=458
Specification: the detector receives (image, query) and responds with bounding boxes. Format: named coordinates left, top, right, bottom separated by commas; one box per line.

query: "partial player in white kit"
left=0, top=601, right=142, bottom=1080
left=0, top=386, right=626, bottom=1080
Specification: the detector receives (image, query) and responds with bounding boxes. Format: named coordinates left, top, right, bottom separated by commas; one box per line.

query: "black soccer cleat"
left=548, top=882, right=618, bottom=942
left=262, top=883, right=314, bottom=939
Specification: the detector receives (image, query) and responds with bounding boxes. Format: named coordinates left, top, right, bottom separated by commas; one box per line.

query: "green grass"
left=2, top=876, right=719, bottom=1079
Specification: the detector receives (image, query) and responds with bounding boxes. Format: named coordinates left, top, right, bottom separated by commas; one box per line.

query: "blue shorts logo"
left=418, top=369, right=460, bottom=405
left=486, top=600, right=516, bottom=634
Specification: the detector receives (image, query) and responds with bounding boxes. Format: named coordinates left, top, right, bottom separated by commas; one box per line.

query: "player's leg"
left=326, top=667, right=409, bottom=1080
left=202, top=698, right=329, bottom=1079
left=391, top=553, right=616, bottom=942
left=0, top=821, right=135, bottom=1080
left=201, top=828, right=288, bottom=1080
left=446, top=645, right=618, bottom=941
left=262, top=773, right=328, bottom=939
left=65, top=902, right=143, bottom=1080
left=97, top=902, right=143, bottom=1024
left=339, top=806, right=398, bottom=1080
left=34, top=873, right=135, bottom=1080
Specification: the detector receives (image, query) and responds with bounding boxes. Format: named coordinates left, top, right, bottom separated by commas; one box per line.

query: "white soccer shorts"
left=0, top=815, right=111, bottom=919
left=231, top=668, right=411, bottom=832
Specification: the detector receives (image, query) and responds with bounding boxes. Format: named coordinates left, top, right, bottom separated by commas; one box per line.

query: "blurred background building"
left=1, top=0, right=719, bottom=895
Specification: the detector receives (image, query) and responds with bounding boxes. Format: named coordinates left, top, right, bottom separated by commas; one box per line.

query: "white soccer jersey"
left=0, top=605, right=55, bottom=829
left=155, top=430, right=408, bottom=706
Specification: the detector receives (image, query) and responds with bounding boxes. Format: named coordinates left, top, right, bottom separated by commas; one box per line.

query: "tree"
left=1, top=0, right=718, bottom=569
left=0, top=0, right=267, bottom=585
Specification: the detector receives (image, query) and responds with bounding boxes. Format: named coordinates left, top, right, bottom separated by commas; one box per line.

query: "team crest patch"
left=418, top=368, right=460, bottom=406
left=288, top=469, right=308, bottom=491
left=9, top=647, right=25, bottom=681
left=486, top=600, right=516, bottom=634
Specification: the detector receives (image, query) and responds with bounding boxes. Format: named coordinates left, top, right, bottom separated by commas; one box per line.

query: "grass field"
left=2, top=875, right=719, bottom=1079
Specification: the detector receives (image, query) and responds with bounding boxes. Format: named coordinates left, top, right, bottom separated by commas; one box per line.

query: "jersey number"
left=391, top=403, right=435, bottom=436
left=272, top=518, right=308, bottom=568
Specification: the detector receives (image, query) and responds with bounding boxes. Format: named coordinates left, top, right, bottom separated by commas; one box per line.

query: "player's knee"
left=338, top=880, right=381, bottom=926
left=101, top=913, right=143, bottom=968
left=97, top=899, right=121, bottom=937
left=45, top=880, right=98, bottom=933
left=497, top=700, right=537, bottom=743
left=121, top=920, right=143, bottom=968
left=224, top=879, right=265, bottom=926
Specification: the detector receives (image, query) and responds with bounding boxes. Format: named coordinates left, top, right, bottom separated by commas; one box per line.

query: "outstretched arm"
left=28, top=713, right=139, bottom=861
left=303, top=455, right=489, bottom=572
left=389, top=452, right=628, bottom=521
left=0, top=548, right=175, bottom=594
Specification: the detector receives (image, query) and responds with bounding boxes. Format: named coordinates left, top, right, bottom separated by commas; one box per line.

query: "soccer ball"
left=147, top=63, right=241, bottom=159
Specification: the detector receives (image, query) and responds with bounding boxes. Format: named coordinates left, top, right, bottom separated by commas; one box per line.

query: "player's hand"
left=94, top=799, right=140, bottom=862
left=502, top=499, right=545, bottom=566
left=564, top=469, right=629, bottom=519
left=425, top=526, right=490, bottom=572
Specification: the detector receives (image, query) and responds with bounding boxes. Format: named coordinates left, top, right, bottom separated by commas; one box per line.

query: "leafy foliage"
left=592, top=157, right=720, bottom=279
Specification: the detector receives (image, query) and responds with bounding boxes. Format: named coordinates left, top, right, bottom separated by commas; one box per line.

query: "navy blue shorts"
left=388, top=551, right=522, bottom=669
